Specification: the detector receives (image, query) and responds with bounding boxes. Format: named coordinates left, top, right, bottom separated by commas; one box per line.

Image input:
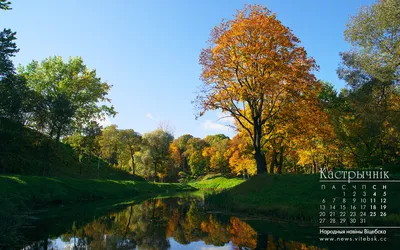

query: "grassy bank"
left=187, top=175, right=245, bottom=191
left=0, top=175, right=194, bottom=209
left=206, top=174, right=400, bottom=223
left=0, top=175, right=197, bottom=246
left=0, top=119, right=136, bottom=179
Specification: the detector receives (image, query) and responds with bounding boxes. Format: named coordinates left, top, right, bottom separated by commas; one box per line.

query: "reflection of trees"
left=228, top=217, right=258, bottom=249
left=201, top=214, right=230, bottom=246
left=55, top=198, right=324, bottom=250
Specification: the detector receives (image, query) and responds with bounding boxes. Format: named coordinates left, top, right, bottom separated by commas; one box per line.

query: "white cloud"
left=217, top=112, right=235, bottom=124
left=145, top=113, right=156, bottom=121
left=200, top=245, right=232, bottom=250
left=201, top=120, right=230, bottom=132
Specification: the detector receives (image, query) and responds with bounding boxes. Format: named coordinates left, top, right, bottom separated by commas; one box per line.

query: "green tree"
left=119, top=129, right=142, bottom=175
left=82, top=120, right=102, bottom=161
left=0, top=0, right=11, bottom=10
left=64, top=133, right=85, bottom=174
left=142, top=129, right=174, bottom=182
left=184, top=137, right=207, bottom=176
left=0, top=74, right=36, bottom=122
left=19, top=56, right=116, bottom=141
left=0, top=29, right=19, bottom=77
left=188, top=151, right=206, bottom=176
left=134, top=148, right=154, bottom=180
left=336, top=0, right=400, bottom=168
left=99, top=125, right=120, bottom=166
left=339, top=0, right=400, bottom=85
left=0, top=1, right=18, bottom=77
left=0, top=0, right=31, bottom=123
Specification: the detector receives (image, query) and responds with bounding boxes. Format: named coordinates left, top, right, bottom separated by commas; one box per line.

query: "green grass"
left=206, top=174, right=400, bottom=224
left=188, top=175, right=245, bottom=191
left=0, top=119, right=136, bottom=180
left=0, top=175, right=194, bottom=209
left=0, top=175, right=197, bottom=246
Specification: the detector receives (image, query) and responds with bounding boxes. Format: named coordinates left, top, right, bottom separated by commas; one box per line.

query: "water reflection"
left=23, top=198, right=323, bottom=250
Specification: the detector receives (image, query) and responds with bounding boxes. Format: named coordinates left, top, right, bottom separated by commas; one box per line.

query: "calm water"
left=6, top=196, right=396, bottom=250
left=15, top=197, right=325, bottom=250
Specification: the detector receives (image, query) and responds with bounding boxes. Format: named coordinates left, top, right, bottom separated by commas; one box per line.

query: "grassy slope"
left=0, top=175, right=196, bottom=246
left=206, top=174, right=400, bottom=223
left=0, top=175, right=193, bottom=210
left=188, top=175, right=245, bottom=191
left=0, top=119, right=135, bottom=180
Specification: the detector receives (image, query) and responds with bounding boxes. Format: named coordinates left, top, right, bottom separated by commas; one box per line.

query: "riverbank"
left=0, top=175, right=194, bottom=209
left=187, top=175, right=245, bottom=191
left=0, top=175, right=197, bottom=245
left=205, top=174, right=400, bottom=224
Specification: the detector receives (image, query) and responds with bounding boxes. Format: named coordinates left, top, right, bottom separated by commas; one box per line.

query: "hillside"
left=0, top=118, right=136, bottom=180
left=206, top=174, right=400, bottom=223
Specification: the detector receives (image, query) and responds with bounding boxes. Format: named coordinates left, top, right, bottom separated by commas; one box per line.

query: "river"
left=8, top=195, right=396, bottom=249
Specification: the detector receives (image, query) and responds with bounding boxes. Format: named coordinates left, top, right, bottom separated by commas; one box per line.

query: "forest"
left=0, top=0, right=399, bottom=184
left=1, top=0, right=400, bottom=248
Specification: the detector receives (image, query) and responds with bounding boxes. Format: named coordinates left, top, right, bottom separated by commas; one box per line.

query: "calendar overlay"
left=318, top=168, right=400, bottom=244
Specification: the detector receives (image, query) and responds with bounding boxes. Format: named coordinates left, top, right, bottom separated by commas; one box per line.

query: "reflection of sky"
left=46, top=237, right=234, bottom=249
left=49, top=238, right=68, bottom=249
left=169, top=238, right=233, bottom=250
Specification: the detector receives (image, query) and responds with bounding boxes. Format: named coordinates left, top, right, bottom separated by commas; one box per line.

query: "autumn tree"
left=169, top=142, right=182, bottom=173
left=169, top=134, right=193, bottom=173
left=226, top=133, right=257, bottom=178
left=202, top=134, right=230, bottom=173
left=196, top=5, right=318, bottom=174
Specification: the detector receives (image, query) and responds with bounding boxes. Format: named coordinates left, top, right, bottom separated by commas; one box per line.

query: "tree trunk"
left=129, top=146, right=135, bottom=175
left=2, top=159, right=7, bottom=174
left=323, top=155, right=327, bottom=168
left=154, top=162, right=157, bottom=182
left=312, top=155, right=317, bottom=174
left=55, top=126, right=62, bottom=142
left=79, top=153, right=82, bottom=175
left=43, top=139, right=51, bottom=176
left=256, top=233, right=268, bottom=249
left=124, top=205, right=133, bottom=238
left=269, top=150, right=276, bottom=174
left=49, top=127, right=54, bottom=140
left=183, top=157, right=189, bottom=172
left=152, top=198, right=156, bottom=219
left=276, top=147, right=284, bottom=174
left=253, top=124, right=267, bottom=174
left=97, top=157, right=100, bottom=178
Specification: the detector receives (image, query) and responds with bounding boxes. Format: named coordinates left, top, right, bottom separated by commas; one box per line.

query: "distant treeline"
left=1, top=0, right=399, bottom=181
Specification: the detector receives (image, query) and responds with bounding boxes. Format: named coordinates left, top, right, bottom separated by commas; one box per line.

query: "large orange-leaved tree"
left=195, top=5, right=319, bottom=174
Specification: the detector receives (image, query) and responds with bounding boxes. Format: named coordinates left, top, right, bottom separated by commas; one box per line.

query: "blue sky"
left=1, top=0, right=375, bottom=138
